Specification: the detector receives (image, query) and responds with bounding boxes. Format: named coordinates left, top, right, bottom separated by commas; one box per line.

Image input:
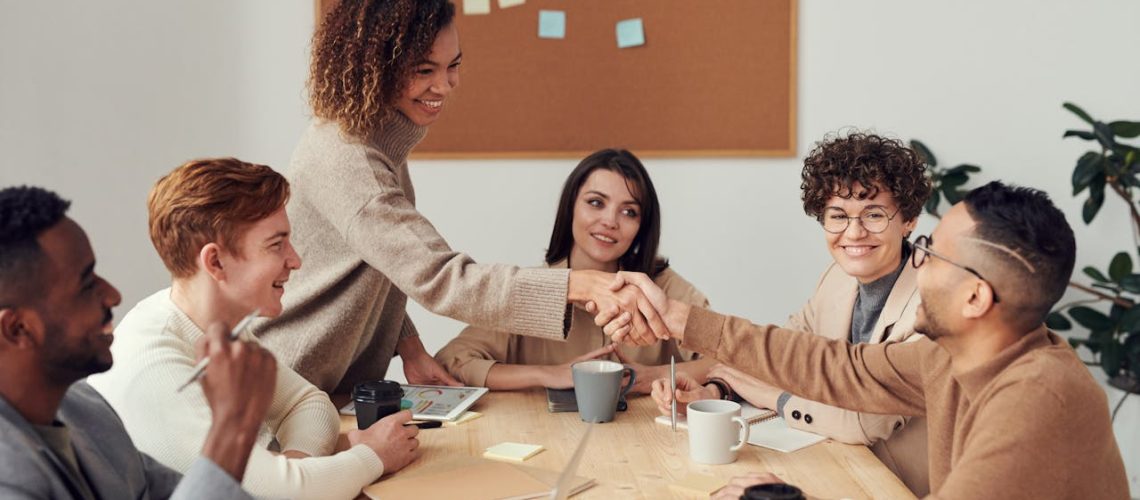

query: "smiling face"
left=32, top=218, right=122, bottom=383
left=568, top=169, right=643, bottom=272
left=394, top=23, right=461, bottom=127
left=214, top=208, right=301, bottom=319
left=823, top=182, right=917, bottom=283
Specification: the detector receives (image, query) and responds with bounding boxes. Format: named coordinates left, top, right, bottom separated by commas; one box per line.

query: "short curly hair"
left=0, top=186, right=71, bottom=302
left=309, top=0, right=456, bottom=139
left=148, top=158, right=290, bottom=279
left=801, top=132, right=931, bottom=222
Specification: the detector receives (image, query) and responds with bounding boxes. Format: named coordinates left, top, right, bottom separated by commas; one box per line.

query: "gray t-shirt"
left=34, top=422, right=97, bottom=500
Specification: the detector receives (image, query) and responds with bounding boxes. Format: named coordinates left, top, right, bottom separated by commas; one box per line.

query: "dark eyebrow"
left=415, top=52, right=463, bottom=67
left=584, top=190, right=610, bottom=200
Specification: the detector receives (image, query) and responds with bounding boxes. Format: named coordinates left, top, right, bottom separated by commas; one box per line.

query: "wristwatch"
left=706, top=377, right=742, bottom=403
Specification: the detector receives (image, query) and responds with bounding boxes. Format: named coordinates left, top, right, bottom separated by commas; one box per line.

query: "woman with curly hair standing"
left=650, top=132, right=935, bottom=496
left=257, top=0, right=666, bottom=397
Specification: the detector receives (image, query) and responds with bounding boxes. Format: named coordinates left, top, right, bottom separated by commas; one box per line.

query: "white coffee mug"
left=687, top=399, right=750, bottom=465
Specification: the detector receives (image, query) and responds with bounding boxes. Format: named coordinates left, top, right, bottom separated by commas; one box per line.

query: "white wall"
left=2, top=0, right=1137, bottom=494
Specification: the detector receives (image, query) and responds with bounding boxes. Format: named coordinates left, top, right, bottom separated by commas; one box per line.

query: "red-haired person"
left=89, top=159, right=418, bottom=500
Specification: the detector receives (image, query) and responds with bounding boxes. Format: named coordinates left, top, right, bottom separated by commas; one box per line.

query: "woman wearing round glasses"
left=652, top=132, right=934, bottom=496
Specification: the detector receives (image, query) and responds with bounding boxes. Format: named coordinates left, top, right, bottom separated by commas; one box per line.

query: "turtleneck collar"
left=368, top=110, right=429, bottom=164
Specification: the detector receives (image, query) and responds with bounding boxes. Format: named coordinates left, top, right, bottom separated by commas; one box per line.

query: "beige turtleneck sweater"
left=257, top=113, right=572, bottom=393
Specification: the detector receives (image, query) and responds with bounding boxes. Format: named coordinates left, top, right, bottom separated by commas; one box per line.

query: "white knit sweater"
left=88, top=289, right=384, bottom=499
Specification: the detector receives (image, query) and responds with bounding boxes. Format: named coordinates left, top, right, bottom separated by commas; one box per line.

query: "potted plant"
left=1045, top=103, right=1140, bottom=406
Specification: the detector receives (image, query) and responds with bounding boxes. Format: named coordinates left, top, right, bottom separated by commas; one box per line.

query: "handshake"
left=571, top=270, right=693, bottom=346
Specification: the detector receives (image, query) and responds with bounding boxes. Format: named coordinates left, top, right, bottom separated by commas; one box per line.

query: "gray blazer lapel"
left=0, top=397, right=96, bottom=500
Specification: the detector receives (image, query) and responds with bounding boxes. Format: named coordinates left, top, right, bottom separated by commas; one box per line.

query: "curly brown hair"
left=309, top=0, right=455, bottom=139
left=800, top=132, right=932, bottom=222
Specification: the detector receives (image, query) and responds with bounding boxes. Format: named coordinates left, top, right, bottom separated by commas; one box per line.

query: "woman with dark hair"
left=435, top=149, right=710, bottom=392
left=256, top=0, right=667, bottom=396
left=645, top=132, right=935, bottom=496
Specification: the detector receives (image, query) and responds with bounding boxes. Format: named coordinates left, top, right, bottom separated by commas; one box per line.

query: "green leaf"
left=1110, top=252, right=1134, bottom=282
left=910, top=140, right=937, bottom=167
left=945, top=164, right=982, bottom=175
left=1063, top=102, right=1096, bottom=125
left=1110, top=121, right=1140, bottom=139
left=1101, top=340, right=1124, bottom=377
left=943, top=186, right=964, bottom=205
left=941, top=171, right=969, bottom=187
left=1063, top=130, right=1096, bottom=141
left=1084, top=266, right=1110, bottom=282
left=1125, top=333, right=1140, bottom=378
left=1046, top=311, right=1073, bottom=331
left=1082, top=174, right=1106, bottom=223
left=1071, top=152, right=1102, bottom=195
left=924, top=190, right=942, bottom=217
left=1083, top=194, right=1105, bottom=224
left=1118, top=305, right=1140, bottom=333
left=1068, top=338, right=1084, bottom=349
left=1120, top=274, right=1140, bottom=293
left=1069, top=306, right=1114, bottom=331
left=1094, top=122, right=1117, bottom=150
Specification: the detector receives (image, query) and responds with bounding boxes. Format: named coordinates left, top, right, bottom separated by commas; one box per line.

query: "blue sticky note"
left=616, top=18, right=645, bottom=48
left=538, top=10, right=566, bottom=40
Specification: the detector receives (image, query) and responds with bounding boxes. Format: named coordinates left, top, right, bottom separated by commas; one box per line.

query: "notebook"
left=654, top=402, right=825, bottom=453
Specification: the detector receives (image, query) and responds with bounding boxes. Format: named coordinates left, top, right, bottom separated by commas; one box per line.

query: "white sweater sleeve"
left=89, top=299, right=385, bottom=500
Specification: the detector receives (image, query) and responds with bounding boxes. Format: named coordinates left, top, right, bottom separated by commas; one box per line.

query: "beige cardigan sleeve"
left=291, top=136, right=571, bottom=340
left=434, top=325, right=513, bottom=387
left=682, top=308, right=929, bottom=417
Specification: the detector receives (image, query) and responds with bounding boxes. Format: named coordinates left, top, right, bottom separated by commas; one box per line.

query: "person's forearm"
left=484, top=364, right=563, bottom=390
left=200, top=418, right=259, bottom=481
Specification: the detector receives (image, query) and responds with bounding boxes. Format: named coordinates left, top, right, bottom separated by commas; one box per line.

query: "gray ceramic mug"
left=571, top=360, right=636, bottom=423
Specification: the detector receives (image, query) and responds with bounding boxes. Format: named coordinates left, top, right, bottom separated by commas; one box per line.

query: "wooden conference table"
left=337, top=390, right=915, bottom=499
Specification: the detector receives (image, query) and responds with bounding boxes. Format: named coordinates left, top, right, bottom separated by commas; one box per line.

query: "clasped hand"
left=583, top=271, right=681, bottom=346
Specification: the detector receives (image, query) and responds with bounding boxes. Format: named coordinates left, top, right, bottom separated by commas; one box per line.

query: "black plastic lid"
left=741, top=483, right=804, bottom=500
left=353, top=380, right=403, bottom=402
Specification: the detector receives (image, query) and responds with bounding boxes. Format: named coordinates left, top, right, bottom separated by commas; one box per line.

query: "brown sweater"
left=682, top=308, right=1129, bottom=499
left=435, top=263, right=709, bottom=386
left=256, top=114, right=572, bottom=393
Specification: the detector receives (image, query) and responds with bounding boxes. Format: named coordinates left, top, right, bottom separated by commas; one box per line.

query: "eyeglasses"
left=912, top=234, right=1001, bottom=303
left=819, top=207, right=899, bottom=234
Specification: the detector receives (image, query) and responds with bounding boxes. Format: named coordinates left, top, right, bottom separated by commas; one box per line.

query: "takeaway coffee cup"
left=353, top=380, right=403, bottom=430
left=571, top=360, right=635, bottom=423
left=687, top=399, right=750, bottom=464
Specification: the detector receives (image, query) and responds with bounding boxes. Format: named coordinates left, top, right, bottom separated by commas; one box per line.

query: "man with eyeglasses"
left=612, top=181, right=1129, bottom=499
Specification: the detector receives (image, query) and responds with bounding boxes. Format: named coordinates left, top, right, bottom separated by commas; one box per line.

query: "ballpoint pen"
left=670, top=355, right=677, bottom=432
left=175, top=309, right=260, bottom=393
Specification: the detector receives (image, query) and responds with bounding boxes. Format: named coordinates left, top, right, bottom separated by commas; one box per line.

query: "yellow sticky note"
left=444, top=411, right=483, bottom=427
left=463, top=0, right=491, bottom=15
left=484, top=442, right=545, bottom=462
left=499, top=0, right=525, bottom=8
left=670, top=473, right=725, bottom=496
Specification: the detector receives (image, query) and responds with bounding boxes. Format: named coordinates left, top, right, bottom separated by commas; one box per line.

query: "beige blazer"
left=435, top=262, right=709, bottom=387
left=781, top=261, right=930, bottom=496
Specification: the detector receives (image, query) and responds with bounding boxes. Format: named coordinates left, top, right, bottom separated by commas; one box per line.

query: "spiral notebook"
left=654, top=402, right=825, bottom=453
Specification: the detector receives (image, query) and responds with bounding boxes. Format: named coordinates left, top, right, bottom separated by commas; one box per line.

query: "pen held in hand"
left=670, top=355, right=677, bottom=432
left=175, top=309, right=260, bottom=393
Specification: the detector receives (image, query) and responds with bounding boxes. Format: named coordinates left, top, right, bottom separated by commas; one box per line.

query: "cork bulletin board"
left=315, top=0, right=797, bottom=158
